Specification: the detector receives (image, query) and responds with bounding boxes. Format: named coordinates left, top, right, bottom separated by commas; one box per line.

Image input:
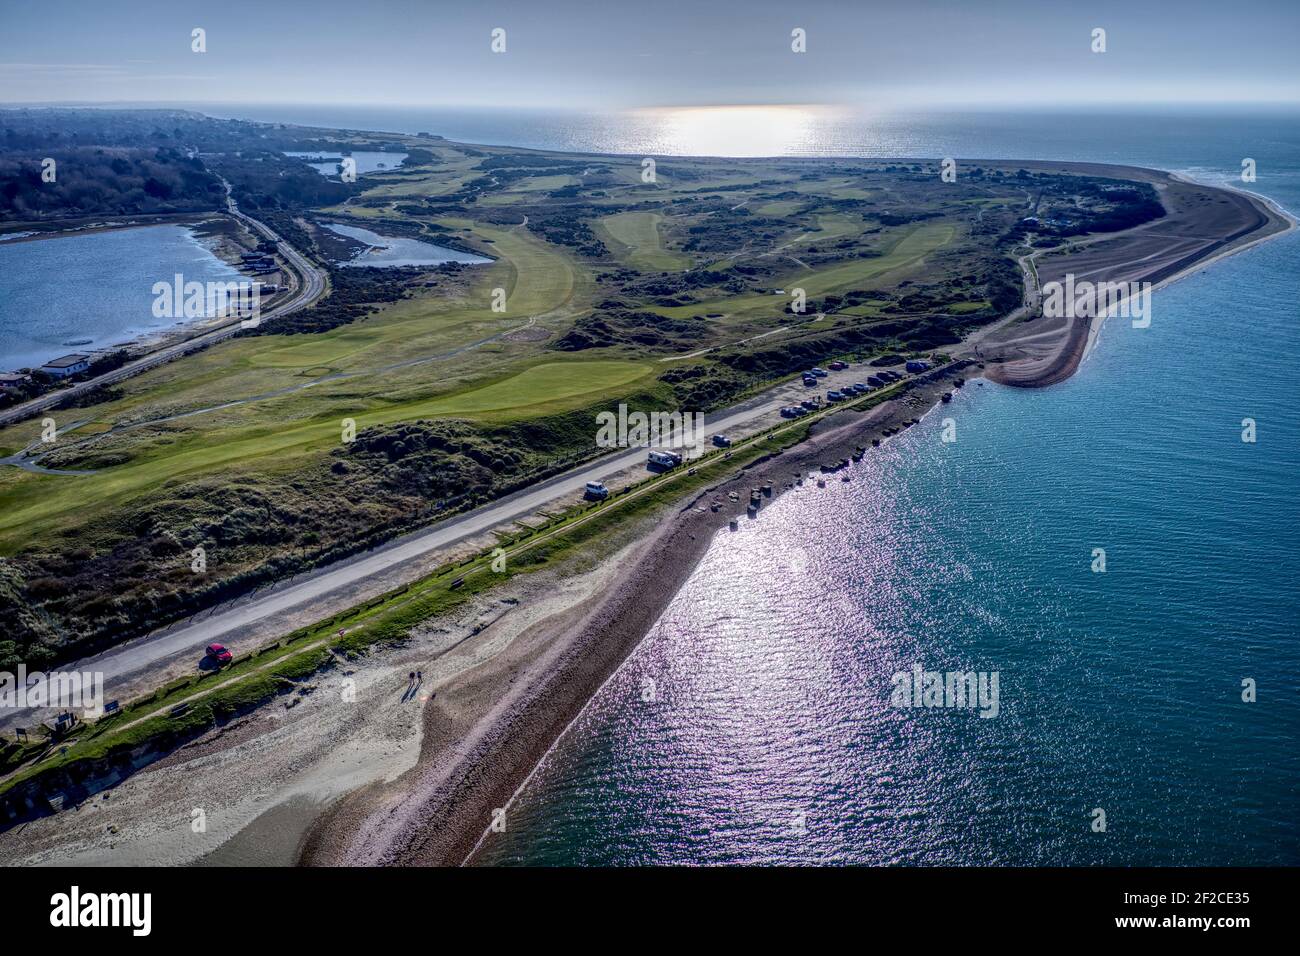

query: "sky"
left=2, top=0, right=1298, bottom=111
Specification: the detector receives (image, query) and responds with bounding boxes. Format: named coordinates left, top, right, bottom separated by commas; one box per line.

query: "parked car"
left=826, top=390, right=845, bottom=402
left=584, top=480, right=610, bottom=500
left=205, top=643, right=233, bottom=665
left=828, top=361, right=848, bottom=371
left=712, top=434, right=732, bottom=447
left=647, top=450, right=682, bottom=469
left=811, top=367, right=829, bottom=377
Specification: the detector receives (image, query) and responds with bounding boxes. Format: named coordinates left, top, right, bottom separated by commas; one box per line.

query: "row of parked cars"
left=795, top=357, right=937, bottom=411
left=582, top=359, right=935, bottom=500
left=584, top=442, right=710, bottom=501
left=781, top=396, right=827, bottom=418
left=826, top=382, right=874, bottom=402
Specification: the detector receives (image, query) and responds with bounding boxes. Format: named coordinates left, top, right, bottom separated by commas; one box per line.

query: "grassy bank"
left=0, top=375, right=918, bottom=805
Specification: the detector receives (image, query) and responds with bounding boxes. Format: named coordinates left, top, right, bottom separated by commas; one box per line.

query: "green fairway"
left=652, top=223, right=957, bottom=320
left=794, top=213, right=866, bottom=244
left=479, top=193, right=530, bottom=205
left=250, top=221, right=577, bottom=371
left=777, top=224, right=956, bottom=296
left=755, top=200, right=803, bottom=217
left=507, top=174, right=578, bottom=192
left=791, top=178, right=871, bottom=199
left=0, top=359, right=651, bottom=550
left=595, top=211, right=690, bottom=271
left=0, top=218, right=590, bottom=458
left=397, top=360, right=650, bottom=418
left=358, top=158, right=484, bottom=198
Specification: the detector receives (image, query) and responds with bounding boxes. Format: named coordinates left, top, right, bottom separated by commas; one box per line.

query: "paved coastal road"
left=35, top=371, right=858, bottom=699
left=0, top=189, right=327, bottom=428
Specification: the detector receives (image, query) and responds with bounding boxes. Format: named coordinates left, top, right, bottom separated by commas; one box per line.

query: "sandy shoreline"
left=301, top=168, right=1296, bottom=867
left=979, top=165, right=1294, bottom=388
left=301, top=363, right=972, bottom=866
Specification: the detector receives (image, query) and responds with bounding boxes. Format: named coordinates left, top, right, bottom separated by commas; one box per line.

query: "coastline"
left=980, top=165, right=1294, bottom=388
left=1073, top=172, right=1299, bottom=364
left=302, top=167, right=1296, bottom=868
left=2, top=155, right=1291, bottom=868
left=301, top=363, right=973, bottom=866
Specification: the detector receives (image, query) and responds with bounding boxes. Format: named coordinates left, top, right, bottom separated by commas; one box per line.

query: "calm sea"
left=402, top=108, right=1297, bottom=866
left=0, top=224, right=243, bottom=372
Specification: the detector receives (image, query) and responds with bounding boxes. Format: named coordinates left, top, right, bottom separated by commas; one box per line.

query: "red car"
left=205, top=643, right=233, bottom=665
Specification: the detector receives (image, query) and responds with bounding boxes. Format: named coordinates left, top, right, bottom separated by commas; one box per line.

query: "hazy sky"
left=2, top=0, right=1298, bottom=110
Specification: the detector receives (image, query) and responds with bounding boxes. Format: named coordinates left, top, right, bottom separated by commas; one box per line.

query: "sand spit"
left=978, top=164, right=1293, bottom=388
left=302, top=363, right=972, bottom=867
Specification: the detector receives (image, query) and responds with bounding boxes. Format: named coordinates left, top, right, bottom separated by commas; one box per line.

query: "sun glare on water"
left=629, top=105, right=839, bottom=157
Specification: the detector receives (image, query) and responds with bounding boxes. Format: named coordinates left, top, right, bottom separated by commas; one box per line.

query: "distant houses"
left=240, top=250, right=278, bottom=274
left=0, top=371, right=30, bottom=394
left=40, top=353, right=91, bottom=378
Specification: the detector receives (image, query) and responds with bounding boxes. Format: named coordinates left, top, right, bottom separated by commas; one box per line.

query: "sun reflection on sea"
left=629, top=105, right=842, bottom=156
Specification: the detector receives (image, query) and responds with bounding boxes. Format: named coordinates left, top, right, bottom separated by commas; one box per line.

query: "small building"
left=0, top=372, right=29, bottom=392
left=40, top=354, right=91, bottom=379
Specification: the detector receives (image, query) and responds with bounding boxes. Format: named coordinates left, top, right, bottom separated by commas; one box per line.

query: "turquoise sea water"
left=0, top=223, right=243, bottom=372
left=461, top=113, right=1300, bottom=866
